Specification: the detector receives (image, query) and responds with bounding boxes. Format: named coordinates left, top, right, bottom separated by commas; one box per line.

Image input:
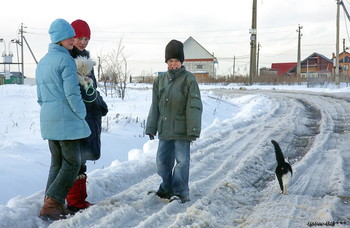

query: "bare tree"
left=99, top=39, right=129, bottom=100
left=96, top=54, right=108, bottom=97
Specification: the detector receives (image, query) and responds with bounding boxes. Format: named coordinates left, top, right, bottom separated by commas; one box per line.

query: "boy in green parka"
left=146, top=39, right=203, bottom=203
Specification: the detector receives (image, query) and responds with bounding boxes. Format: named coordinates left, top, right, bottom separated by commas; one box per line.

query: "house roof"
left=271, top=62, right=296, bottom=76
left=288, top=52, right=332, bottom=73
left=301, top=52, right=332, bottom=65
left=338, top=51, right=350, bottom=63
left=183, top=36, right=217, bottom=62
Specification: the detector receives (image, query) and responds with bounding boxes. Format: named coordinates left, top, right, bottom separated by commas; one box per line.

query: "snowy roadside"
left=0, top=84, right=349, bottom=227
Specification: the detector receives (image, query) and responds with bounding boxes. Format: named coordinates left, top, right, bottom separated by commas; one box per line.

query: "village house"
left=271, top=52, right=333, bottom=78
left=183, top=36, right=218, bottom=82
left=270, top=62, right=297, bottom=76
left=333, top=51, right=350, bottom=78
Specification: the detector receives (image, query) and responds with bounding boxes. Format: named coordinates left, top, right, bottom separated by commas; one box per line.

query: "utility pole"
left=257, top=42, right=261, bottom=76
left=233, top=55, right=236, bottom=77
left=296, top=24, right=303, bottom=78
left=20, top=23, right=24, bottom=77
left=249, top=0, right=257, bottom=85
left=335, top=0, right=340, bottom=85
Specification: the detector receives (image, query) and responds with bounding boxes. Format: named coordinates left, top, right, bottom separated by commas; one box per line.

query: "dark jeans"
left=45, top=140, right=81, bottom=204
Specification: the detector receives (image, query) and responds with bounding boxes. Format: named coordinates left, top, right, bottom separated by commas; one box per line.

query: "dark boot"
left=61, top=204, right=75, bottom=216
left=39, top=197, right=66, bottom=221
left=66, top=174, right=93, bottom=212
left=156, top=186, right=173, bottom=199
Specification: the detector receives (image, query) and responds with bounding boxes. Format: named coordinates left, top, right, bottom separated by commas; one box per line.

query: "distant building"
left=271, top=52, right=333, bottom=78
left=259, top=67, right=278, bottom=77
left=332, top=51, right=350, bottom=77
left=183, top=36, right=218, bottom=82
left=271, top=62, right=297, bottom=76
left=0, top=72, right=23, bottom=85
left=289, top=52, right=333, bottom=78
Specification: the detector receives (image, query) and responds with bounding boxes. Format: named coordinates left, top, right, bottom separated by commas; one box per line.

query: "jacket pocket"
left=190, top=93, right=202, bottom=110
left=174, top=115, right=186, bottom=133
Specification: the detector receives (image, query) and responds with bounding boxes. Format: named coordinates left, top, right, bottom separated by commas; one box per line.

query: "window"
left=196, top=65, right=203, bottom=69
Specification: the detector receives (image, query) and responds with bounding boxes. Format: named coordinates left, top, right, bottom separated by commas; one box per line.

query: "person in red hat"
left=71, top=19, right=91, bottom=54
left=66, top=19, right=108, bottom=212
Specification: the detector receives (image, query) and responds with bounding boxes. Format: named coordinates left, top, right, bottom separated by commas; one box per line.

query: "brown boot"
left=39, top=197, right=66, bottom=221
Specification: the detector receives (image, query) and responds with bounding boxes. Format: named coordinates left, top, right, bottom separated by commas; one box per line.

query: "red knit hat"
left=71, top=19, right=91, bottom=39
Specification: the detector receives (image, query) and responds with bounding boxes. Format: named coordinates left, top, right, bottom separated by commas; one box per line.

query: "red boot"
left=66, top=174, right=93, bottom=212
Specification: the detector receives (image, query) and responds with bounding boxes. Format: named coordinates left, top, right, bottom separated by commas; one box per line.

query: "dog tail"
left=271, top=140, right=286, bottom=165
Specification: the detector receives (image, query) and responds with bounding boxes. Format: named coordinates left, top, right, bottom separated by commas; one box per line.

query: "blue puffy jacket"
left=36, top=43, right=91, bottom=140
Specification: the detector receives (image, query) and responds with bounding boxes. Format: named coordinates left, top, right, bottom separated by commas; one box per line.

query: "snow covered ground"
left=0, top=83, right=349, bottom=228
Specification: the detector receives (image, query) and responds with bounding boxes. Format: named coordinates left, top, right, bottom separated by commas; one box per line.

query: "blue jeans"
left=46, top=140, right=81, bottom=204
left=156, top=139, right=190, bottom=197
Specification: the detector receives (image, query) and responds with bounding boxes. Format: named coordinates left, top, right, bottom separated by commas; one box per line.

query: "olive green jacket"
left=146, top=67, right=202, bottom=141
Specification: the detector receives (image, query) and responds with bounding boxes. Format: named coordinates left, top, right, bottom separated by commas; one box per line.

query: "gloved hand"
left=147, top=134, right=155, bottom=140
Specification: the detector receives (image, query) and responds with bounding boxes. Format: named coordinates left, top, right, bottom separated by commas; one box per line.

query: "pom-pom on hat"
left=165, top=39, right=184, bottom=63
left=49, top=18, right=75, bottom=44
left=71, top=19, right=91, bottom=39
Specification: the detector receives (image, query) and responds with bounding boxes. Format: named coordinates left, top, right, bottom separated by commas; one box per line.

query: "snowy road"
left=1, top=88, right=349, bottom=228
left=52, top=90, right=350, bottom=228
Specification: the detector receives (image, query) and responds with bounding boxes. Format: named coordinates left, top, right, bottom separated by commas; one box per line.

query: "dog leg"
left=282, top=185, right=288, bottom=195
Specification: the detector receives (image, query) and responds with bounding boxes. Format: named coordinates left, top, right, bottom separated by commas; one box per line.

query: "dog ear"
left=75, top=56, right=96, bottom=76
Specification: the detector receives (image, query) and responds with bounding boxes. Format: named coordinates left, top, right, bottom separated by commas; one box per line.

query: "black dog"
left=271, top=140, right=293, bottom=194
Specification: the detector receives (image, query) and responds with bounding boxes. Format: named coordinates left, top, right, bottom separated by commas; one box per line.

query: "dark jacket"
left=70, top=47, right=108, bottom=160
left=146, top=67, right=202, bottom=141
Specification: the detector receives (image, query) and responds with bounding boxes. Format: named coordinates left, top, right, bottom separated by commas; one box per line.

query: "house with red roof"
left=271, top=52, right=333, bottom=78
left=271, top=62, right=297, bottom=76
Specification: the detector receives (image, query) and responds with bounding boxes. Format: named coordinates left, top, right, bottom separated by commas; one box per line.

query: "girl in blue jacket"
left=36, top=18, right=91, bottom=221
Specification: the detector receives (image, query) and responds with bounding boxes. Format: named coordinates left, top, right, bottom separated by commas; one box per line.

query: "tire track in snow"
left=187, top=93, right=323, bottom=227
left=50, top=91, right=350, bottom=228
left=240, top=92, right=350, bottom=227
left=50, top=93, right=288, bottom=228
left=137, top=91, right=323, bottom=227
left=289, top=95, right=348, bottom=196
left=108, top=94, right=282, bottom=227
